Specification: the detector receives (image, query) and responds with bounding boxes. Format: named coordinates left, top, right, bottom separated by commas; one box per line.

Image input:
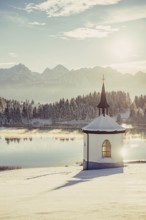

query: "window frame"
left=102, top=140, right=111, bottom=158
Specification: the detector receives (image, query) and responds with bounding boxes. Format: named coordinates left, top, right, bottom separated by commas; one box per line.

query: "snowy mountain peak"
left=0, top=64, right=146, bottom=102
left=42, top=68, right=51, bottom=75
left=136, top=71, right=145, bottom=76
left=52, top=64, right=69, bottom=73
left=11, top=63, right=31, bottom=74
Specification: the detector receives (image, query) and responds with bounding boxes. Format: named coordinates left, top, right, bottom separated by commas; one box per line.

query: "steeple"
left=97, top=76, right=109, bottom=116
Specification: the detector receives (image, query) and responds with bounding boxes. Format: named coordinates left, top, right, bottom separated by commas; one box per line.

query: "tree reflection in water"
left=55, top=137, right=75, bottom=142
left=5, top=137, right=32, bottom=144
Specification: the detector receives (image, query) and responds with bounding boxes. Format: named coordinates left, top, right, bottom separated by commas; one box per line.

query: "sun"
left=109, top=38, right=134, bottom=60
left=120, top=148, right=127, bottom=157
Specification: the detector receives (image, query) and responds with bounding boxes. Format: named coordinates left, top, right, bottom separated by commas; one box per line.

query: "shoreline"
left=1, top=121, right=146, bottom=130
left=0, top=166, right=21, bottom=172
left=1, top=160, right=146, bottom=172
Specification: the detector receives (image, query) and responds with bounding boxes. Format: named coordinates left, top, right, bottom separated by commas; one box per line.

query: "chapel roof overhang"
left=82, top=115, right=126, bottom=134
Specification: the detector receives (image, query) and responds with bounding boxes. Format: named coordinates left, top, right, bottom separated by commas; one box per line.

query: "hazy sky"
left=0, top=0, right=146, bottom=73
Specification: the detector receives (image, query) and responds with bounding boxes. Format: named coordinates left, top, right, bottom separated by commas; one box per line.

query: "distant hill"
left=0, top=63, right=145, bottom=102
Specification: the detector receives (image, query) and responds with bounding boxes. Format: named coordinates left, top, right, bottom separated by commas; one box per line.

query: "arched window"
left=102, top=140, right=111, bottom=158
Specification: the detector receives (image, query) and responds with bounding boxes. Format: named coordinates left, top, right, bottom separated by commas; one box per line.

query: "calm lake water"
left=0, top=125, right=146, bottom=168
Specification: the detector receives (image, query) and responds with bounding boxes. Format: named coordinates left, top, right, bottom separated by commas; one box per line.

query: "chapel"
left=82, top=79, right=126, bottom=170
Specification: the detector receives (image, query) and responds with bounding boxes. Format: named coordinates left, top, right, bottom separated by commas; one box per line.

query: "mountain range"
left=0, top=63, right=145, bottom=102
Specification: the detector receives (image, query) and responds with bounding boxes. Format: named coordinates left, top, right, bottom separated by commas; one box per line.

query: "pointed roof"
left=82, top=77, right=126, bottom=134
left=97, top=82, right=109, bottom=108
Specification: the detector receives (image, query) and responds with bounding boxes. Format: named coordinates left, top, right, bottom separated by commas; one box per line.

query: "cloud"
left=0, top=11, right=46, bottom=30
left=8, top=52, right=18, bottom=58
left=109, top=60, right=146, bottom=74
left=0, top=11, right=27, bottom=25
left=28, top=21, right=46, bottom=26
left=25, top=0, right=121, bottom=17
left=0, top=62, right=16, bottom=67
left=103, top=4, right=146, bottom=24
left=64, top=25, right=119, bottom=39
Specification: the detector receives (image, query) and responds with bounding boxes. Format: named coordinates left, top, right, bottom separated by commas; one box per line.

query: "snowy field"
left=0, top=164, right=146, bottom=220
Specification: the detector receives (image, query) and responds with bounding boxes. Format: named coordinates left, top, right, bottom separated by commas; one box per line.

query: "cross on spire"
left=102, top=75, right=105, bottom=83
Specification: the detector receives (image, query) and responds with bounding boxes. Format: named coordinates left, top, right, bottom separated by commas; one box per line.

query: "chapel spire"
left=97, top=75, right=109, bottom=116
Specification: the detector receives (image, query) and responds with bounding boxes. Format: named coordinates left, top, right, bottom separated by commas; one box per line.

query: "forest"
left=0, top=91, right=146, bottom=126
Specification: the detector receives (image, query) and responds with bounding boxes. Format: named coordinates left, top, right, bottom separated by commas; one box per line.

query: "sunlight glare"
left=120, top=148, right=127, bottom=157
left=110, top=38, right=134, bottom=60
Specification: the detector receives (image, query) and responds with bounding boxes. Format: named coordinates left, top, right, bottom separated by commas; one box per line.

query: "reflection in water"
left=5, top=136, right=76, bottom=143
left=125, top=127, right=146, bottom=139
left=0, top=127, right=146, bottom=167
left=5, top=137, right=32, bottom=144
left=55, top=137, right=75, bottom=142
left=0, top=130, right=83, bottom=168
left=24, top=137, right=32, bottom=141
left=123, top=127, right=146, bottom=161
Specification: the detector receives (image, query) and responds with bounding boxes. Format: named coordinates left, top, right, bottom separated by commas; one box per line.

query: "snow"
left=83, top=114, right=125, bottom=132
left=0, top=128, right=81, bottom=139
left=30, top=118, right=52, bottom=127
left=0, top=164, right=146, bottom=220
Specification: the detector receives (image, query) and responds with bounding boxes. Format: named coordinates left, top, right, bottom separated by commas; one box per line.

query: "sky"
left=0, top=0, right=146, bottom=74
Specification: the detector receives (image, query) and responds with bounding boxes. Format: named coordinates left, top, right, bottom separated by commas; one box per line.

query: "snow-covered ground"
left=0, top=164, right=146, bottom=220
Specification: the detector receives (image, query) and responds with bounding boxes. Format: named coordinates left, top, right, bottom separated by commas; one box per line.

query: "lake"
left=0, top=125, right=146, bottom=168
